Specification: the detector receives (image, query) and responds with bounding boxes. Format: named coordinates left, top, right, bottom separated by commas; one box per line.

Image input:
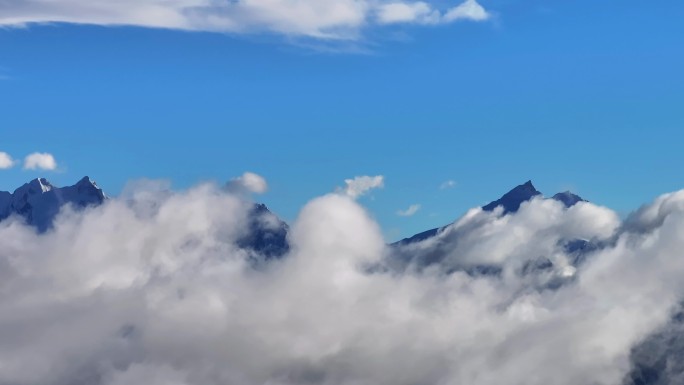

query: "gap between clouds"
left=0, top=0, right=491, bottom=40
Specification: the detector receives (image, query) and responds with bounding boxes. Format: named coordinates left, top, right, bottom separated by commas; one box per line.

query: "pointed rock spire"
left=481, top=180, right=542, bottom=214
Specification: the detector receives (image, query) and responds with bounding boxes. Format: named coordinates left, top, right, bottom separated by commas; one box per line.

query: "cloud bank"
left=0, top=0, right=490, bottom=39
left=2, top=179, right=684, bottom=384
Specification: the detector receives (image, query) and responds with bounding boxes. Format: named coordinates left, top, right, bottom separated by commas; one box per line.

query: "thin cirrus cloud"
left=0, top=0, right=490, bottom=40
left=397, top=203, right=421, bottom=216
left=440, top=180, right=457, bottom=189
left=23, top=152, right=58, bottom=171
left=377, top=0, right=489, bottom=25
left=0, top=152, right=15, bottom=169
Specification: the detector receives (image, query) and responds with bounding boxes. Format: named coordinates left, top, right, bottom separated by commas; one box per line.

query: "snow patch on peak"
left=1, top=176, right=107, bottom=231
left=74, top=176, right=108, bottom=199
left=34, top=178, right=53, bottom=193
left=15, top=178, right=54, bottom=196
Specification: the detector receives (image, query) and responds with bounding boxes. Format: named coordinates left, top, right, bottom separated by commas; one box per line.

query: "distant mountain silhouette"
left=0, top=176, right=106, bottom=232
left=552, top=191, right=587, bottom=207
left=396, top=180, right=586, bottom=246
left=237, top=203, right=290, bottom=259
left=0, top=177, right=290, bottom=258
left=481, top=180, right=542, bottom=214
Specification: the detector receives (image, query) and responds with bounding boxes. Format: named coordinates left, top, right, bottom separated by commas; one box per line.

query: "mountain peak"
left=13, top=177, right=54, bottom=197
left=552, top=191, right=586, bottom=208
left=1, top=176, right=107, bottom=231
left=30, top=177, right=53, bottom=192
left=239, top=202, right=290, bottom=259
left=29, top=178, right=54, bottom=192
left=482, top=180, right=542, bottom=215
left=76, top=176, right=93, bottom=185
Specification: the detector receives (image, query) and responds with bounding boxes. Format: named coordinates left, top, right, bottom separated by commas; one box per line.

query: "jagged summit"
left=396, top=180, right=542, bottom=246
left=1, top=176, right=106, bottom=231
left=238, top=203, right=290, bottom=259
left=552, top=191, right=587, bottom=207
left=75, top=175, right=94, bottom=186
left=482, top=180, right=542, bottom=214
left=11, top=178, right=55, bottom=207
left=0, top=177, right=290, bottom=257
left=396, top=180, right=588, bottom=246
left=15, top=177, right=54, bottom=194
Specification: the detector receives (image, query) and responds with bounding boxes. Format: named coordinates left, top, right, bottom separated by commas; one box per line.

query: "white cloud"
left=0, top=152, right=15, bottom=169
left=377, top=2, right=439, bottom=24
left=4, top=179, right=684, bottom=384
left=0, top=0, right=491, bottom=40
left=377, top=0, right=489, bottom=25
left=340, top=175, right=384, bottom=198
left=226, top=171, right=268, bottom=194
left=440, top=180, right=457, bottom=189
left=444, top=0, right=490, bottom=22
left=23, top=152, right=57, bottom=170
left=397, top=203, right=421, bottom=216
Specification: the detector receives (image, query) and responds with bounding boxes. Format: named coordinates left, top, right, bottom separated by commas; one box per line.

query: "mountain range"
left=0, top=176, right=106, bottom=232
left=0, top=177, right=585, bottom=255
left=395, top=180, right=586, bottom=246
left=0, top=177, right=289, bottom=259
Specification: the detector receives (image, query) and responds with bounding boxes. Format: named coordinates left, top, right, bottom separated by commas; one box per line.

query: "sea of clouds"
left=2, top=179, right=684, bottom=385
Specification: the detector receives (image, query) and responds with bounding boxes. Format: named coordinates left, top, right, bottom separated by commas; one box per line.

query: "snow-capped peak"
left=1, top=176, right=106, bottom=231
left=14, top=177, right=54, bottom=196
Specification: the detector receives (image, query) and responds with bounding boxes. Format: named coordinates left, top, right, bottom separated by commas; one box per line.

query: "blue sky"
left=1, top=0, right=683, bottom=240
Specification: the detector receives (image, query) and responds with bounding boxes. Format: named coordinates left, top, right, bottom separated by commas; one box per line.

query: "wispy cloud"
left=23, top=152, right=57, bottom=171
left=377, top=0, right=489, bottom=25
left=397, top=203, right=421, bottom=216
left=339, top=175, right=384, bottom=199
left=0, top=152, right=15, bottom=169
left=440, top=180, right=457, bottom=189
left=0, top=0, right=491, bottom=40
